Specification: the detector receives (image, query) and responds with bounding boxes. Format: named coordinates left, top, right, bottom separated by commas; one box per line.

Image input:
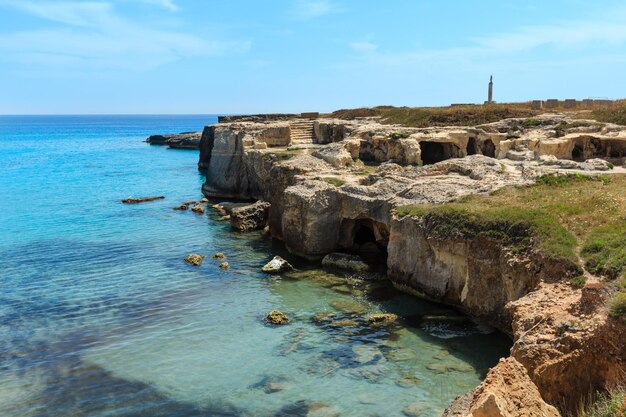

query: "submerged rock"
left=262, top=256, right=293, bottom=274
left=184, top=254, right=205, bottom=266
left=265, top=310, right=290, bottom=325
left=367, top=313, right=399, bottom=325
left=121, top=196, right=164, bottom=204
left=191, top=204, right=205, bottom=214
left=229, top=200, right=271, bottom=232
left=396, top=375, right=421, bottom=387
left=321, top=253, right=370, bottom=272
left=402, top=402, right=429, bottom=417
left=173, top=203, right=189, bottom=211
left=219, top=262, right=229, bottom=269
left=199, top=197, right=209, bottom=203
left=213, top=252, right=226, bottom=259
left=307, top=402, right=340, bottom=417
left=329, top=300, right=367, bottom=315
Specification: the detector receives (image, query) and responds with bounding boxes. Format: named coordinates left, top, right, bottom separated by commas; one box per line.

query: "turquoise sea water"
left=0, top=115, right=511, bottom=417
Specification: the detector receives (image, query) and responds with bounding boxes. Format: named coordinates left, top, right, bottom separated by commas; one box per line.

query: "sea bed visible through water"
left=0, top=115, right=511, bottom=417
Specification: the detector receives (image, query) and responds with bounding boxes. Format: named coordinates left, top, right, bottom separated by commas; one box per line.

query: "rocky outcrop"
left=146, top=132, right=201, bottom=149
left=262, top=256, right=293, bottom=274
left=184, top=254, right=205, bottom=266
left=194, top=113, right=626, bottom=416
left=461, top=357, right=560, bottom=417
left=229, top=200, right=271, bottom=232
left=121, top=196, right=165, bottom=204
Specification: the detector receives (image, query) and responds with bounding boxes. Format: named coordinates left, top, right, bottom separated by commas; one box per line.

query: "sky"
left=1, top=0, right=626, bottom=114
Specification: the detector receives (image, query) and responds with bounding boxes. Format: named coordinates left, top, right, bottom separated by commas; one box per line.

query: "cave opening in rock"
left=466, top=137, right=477, bottom=155
left=572, top=144, right=584, bottom=161
left=420, top=141, right=458, bottom=165
left=481, top=139, right=496, bottom=158
left=338, top=218, right=389, bottom=267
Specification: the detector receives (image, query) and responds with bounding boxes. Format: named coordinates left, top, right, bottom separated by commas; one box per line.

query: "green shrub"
left=569, top=275, right=587, bottom=288
left=579, top=387, right=626, bottom=417
left=389, top=132, right=410, bottom=140
left=609, top=292, right=626, bottom=319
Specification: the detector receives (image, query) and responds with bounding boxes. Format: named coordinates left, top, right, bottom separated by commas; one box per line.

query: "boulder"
left=312, top=143, right=353, bottom=168
left=581, top=158, right=612, bottom=171
left=219, top=262, right=230, bottom=269
left=322, top=253, right=370, bottom=272
left=265, top=310, right=290, bottom=325
left=173, top=204, right=189, bottom=211
left=230, top=201, right=271, bottom=232
left=262, top=256, right=293, bottom=274
left=191, top=204, right=205, bottom=214
left=213, top=252, right=226, bottom=259
left=184, top=254, right=205, bottom=266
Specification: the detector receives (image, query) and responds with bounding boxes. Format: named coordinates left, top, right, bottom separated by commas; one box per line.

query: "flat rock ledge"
left=321, top=253, right=370, bottom=272
left=121, top=196, right=165, bottom=204
left=146, top=132, right=201, bottom=149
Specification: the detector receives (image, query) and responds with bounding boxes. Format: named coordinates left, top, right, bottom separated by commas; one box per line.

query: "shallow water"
left=0, top=115, right=511, bottom=417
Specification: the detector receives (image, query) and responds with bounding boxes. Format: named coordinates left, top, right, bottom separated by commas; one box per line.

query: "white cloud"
left=125, top=0, right=178, bottom=11
left=340, top=7, right=626, bottom=70
left=349, top=41, right=378, bottom=53
left=0, top=1, right=249, bottom=71
left=289, top=0, right=343, bottom=20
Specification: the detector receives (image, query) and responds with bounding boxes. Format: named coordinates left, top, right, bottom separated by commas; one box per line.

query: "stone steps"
left=290, top=120, right=315, bottom=144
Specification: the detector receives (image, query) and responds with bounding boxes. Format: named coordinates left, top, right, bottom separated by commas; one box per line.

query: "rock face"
left=261, top=256, right=293, bottom=274
left=463, top=358, right=560, bottom=417
left=195, top=113, right=626, bottom=416
left=321, top=253, right=370, bottom=272
left=146, top=132, right=201, bottom=149
left=229, top=201, right=271, bottom=232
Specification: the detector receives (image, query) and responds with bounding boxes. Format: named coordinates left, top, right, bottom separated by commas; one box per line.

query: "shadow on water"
left=1, top=341, right=242, bottom=417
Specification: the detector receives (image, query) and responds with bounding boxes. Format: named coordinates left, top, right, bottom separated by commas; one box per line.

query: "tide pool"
left=0, top=115, right=511, bottom=417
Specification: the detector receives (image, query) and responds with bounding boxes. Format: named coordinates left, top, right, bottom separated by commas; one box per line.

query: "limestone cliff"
left=195, top=113, right=626, bottom=416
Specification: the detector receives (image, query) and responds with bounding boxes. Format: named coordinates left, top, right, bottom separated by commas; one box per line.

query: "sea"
left=0, top=115, right=511, bottom=417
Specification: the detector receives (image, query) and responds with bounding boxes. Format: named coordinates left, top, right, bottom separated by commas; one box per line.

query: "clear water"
left=0, top=116, right=511, bottom=417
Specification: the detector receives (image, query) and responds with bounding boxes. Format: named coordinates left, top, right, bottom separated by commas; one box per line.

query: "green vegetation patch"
left=581, top=224, right=626, bottom=280
left=389, top=132, right=410, bottom=140
left=396, top=204, right=577, bottom=262
left=322, top=177, right=346, bottom=187
left=396, top=174, right=626, bottom=277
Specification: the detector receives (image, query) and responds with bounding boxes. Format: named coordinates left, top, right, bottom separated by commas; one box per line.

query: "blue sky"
left=1, top=0, right=625, bottom=114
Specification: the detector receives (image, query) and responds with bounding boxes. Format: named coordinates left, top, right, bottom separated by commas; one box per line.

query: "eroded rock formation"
left=192, top=112, right=626, bottom=416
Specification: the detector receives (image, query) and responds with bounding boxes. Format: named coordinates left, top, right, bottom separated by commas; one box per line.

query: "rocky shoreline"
left=162, top=112, right=626, bottom=416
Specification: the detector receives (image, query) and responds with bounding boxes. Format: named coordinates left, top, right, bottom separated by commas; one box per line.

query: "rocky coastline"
left=173, top=111, right=626, bottom=416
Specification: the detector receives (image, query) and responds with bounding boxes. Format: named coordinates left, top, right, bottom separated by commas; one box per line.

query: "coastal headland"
left=152, top=103, right=626, bottom=417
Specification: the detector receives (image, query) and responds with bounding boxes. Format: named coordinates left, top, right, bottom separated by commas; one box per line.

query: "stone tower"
left=487, top=75, right=493, bottom=104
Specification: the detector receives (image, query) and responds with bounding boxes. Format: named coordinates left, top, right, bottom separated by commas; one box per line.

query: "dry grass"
left=328, top=104, right=540, bottom=127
